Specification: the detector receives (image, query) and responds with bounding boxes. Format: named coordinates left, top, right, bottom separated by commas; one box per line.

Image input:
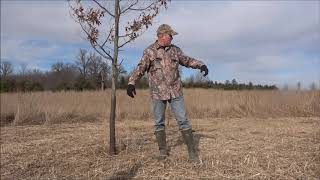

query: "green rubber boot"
left=154, top=129, right=168, bottom=160
left=181, top=128, right=200, bottom=162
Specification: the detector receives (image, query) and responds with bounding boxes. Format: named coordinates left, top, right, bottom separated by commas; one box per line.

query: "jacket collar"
left=154, top=40, right=172, bottom=51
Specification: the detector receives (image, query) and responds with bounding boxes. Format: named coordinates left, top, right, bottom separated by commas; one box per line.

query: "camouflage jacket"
left=128, top=41, right=205, bottom=100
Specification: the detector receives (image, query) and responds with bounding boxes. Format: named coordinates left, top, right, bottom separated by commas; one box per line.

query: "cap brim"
left=171, top=31, right=178, bottom=36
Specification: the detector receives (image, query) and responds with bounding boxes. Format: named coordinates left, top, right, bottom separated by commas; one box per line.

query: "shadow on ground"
left=108, top=162, right=142, bottom=180
left=166, top=129, right=217, bottom=154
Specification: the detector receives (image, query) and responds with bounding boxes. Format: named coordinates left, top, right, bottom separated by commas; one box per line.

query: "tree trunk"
left=101, top=70, right=104, bottom=91
left=109, top=0, right=120, bottom=155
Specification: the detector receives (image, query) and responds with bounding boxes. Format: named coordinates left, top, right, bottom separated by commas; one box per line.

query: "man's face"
left=159, top=33, right=173, bottom=46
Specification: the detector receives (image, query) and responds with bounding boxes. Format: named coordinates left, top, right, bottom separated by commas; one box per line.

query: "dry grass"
left=1, top=89, right=319, bottom=126
left=1, top=89, right=320, bottom=179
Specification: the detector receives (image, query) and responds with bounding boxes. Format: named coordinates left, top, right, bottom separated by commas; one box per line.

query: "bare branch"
left=119, top=28, right=148, bottom=49
left=68, top=1, right=81, bottom=23
left=97, top=44, right=114, bottom=61
left=92, top=0, right=115, bottom=18
left=91, top=42, right=113, bottom=61
left=118, top=38, right=134, bottom=49
left=78, top=20, right=113, bottom=61
left=117, top=59, right=124, bottom=67
left=119, top=31, right=135, bottom=38
left=127, top=1, right=157, bottom=11
left=78, top=21, right=92, bottom=41
left=120, top=0, right=138, bottom=14
left=75, top=10, right=114, bottom=57
left=102, top=25, right=114, bottom=47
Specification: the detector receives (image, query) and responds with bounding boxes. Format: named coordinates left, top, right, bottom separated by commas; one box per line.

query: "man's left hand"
left=200, top=65, right=209, bottom=77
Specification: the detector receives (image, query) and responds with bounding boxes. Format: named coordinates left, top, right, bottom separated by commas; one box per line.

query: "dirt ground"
left=1, top=117, right=320, bottom=179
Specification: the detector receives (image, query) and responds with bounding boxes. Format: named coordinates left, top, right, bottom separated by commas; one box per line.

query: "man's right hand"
left=127, top=84, right=136, bottom=98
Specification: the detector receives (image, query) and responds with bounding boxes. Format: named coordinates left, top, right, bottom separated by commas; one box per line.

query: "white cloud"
left=1, top=1, right=83, bottom=43
left=1, top=38, right=58, bottom=62
left=1, top=1, right=319, bottom=86
left=215, top=54, right=320, bottom=87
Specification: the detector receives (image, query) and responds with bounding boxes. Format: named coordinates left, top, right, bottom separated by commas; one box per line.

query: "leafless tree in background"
left=87, top=52, right=111, bottom=89
left=49, top=62, right=79, bottom=90
left=0, top=61, right=13, bottom=78
left=52, top=62, right=64, bottom=73
left=310, top=82, right=316, bottom=90
left=76, top=48, right=90, bottom=78
left=297, top=82, right=301, bottom=91
left=19, top=63, right=28, bottom=76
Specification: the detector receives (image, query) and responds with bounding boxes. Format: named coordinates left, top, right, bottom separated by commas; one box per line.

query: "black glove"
left=200, top=65, right=208, bottom=77
left=127, top=84, right=136, bottom=98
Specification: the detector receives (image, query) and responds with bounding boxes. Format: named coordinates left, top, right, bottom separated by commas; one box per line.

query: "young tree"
left=69, top=0, right=169, bottom=155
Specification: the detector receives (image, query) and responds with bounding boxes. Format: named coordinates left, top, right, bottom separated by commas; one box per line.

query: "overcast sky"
left=1, top=1, right=319, bottom=89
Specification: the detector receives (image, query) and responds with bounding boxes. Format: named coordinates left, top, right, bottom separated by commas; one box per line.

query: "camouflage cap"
left=157, top=24, right=178, bottom=36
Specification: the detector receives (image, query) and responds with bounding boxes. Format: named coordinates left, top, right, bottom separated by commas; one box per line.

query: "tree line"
left=182, top=74, right=278, bottom=90
left=0, top=48, right=282, bottom=92
left=1, top=49, right=117, bottom=92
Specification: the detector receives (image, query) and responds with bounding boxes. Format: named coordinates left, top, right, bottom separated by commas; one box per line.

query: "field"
left=1, top=89, right=320, bottom=179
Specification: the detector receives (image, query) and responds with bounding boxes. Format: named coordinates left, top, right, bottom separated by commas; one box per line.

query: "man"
left=127, top=24, right=209, bottom=162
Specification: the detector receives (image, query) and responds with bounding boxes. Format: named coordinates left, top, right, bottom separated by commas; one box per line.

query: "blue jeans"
left=152, top=95, right=192, bottom=131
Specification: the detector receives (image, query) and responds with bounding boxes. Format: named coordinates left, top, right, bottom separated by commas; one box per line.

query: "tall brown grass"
left=0, top=89, right=319, bottom=126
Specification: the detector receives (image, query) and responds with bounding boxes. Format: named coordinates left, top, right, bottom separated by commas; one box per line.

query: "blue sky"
left=1, top=1, right=319, bottom=89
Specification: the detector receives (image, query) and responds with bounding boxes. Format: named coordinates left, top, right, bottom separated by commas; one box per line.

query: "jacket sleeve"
left=177, top=47, right=205, bottom=69
left=128, top=49, right=151, bottom=86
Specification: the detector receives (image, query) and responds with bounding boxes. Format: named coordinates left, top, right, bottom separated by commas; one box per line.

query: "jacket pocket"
left=170, top=58, right=179, bottom=70
left=150, top=58, right=163, bottom=71
left=149, top=58, right=164, bottom=82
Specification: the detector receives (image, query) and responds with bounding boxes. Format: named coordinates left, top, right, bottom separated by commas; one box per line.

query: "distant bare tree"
left=48, top=62, right=78, bottom=90
left=310, top=82, right=316, bottom=90
left=100, top=60, right=111, bottom=90
left=87, top=52, right=111, bottom=89
left=88, top=52, right=102, bottom=81
left=69, top=0, right=170, bottom=155
left=248, top=82, right=253, bottom=90
left=19, top=63, right=28, bottom=75
left=297, top=82, right=301, bottom=91
left=0, top=61, right=13, bottom=78
left=117, top=64, right=127, bottom=77
left=51, top=62, right=64, bottom=73
left=76, top=48, right=90, bottom=78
